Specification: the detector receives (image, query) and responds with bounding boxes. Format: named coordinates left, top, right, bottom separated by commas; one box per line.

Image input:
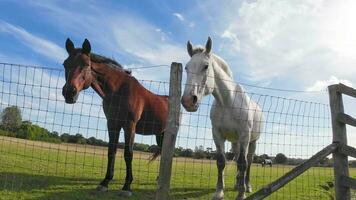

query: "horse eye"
left=204, top=65, right=209, bottom=70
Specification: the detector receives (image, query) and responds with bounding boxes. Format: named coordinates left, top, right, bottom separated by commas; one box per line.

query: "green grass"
left=0, top=136, right=354, bottom=200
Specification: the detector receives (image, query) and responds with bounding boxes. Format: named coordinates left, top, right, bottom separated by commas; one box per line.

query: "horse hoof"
left=119, top=190, right=132, bottom=198
left=212, top=190, right=224, bottom=200
left=96, top=185, right=108, bottom=192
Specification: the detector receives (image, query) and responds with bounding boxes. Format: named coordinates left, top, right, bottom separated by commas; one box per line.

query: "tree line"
left=0, top=106, right=340, bottom=166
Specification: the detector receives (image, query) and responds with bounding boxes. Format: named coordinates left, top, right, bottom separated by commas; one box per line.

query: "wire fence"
left=0, top=62, right=348, bottom=199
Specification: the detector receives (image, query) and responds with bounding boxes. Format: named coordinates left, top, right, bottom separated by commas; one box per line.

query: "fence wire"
left=0, top=63, right=350, bottom=199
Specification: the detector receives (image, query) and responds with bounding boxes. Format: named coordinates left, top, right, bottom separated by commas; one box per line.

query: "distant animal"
left=261, top=159, right=272, bottom=167
left=181, top=37, right=264, bottom=200
left=61, top=38, right=168, bottom=197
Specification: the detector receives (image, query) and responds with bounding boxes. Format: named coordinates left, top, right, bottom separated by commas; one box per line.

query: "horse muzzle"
left=62, top=85, right=79, bottom=104
left=181, top=95, right=199, bottom=112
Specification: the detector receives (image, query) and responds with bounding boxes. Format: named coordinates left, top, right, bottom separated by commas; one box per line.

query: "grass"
left=0, top=136, right=354, bottom=200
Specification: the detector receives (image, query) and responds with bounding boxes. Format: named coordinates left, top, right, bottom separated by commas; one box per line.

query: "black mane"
left=90, top=53, right=131, bottom=74
left=91, top=53, right=122, bottom=68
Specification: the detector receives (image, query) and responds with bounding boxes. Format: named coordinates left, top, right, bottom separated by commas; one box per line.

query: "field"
left=0, top=136, right=354, bottom=200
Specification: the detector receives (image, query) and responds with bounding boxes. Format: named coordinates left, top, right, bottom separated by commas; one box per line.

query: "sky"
left=1, top=0, right=356, bottom=158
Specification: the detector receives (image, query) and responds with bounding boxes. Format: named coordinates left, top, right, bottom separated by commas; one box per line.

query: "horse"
left=62, top=38, right=168, bottom=197
left=181, top=37, right=264, bottom=200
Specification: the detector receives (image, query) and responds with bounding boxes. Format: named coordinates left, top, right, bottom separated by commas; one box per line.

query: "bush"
left=193, top=146, right=206, bottom=159
left=275, top=153, right=288, bottom=164
left=0, top=129, right=16, bottom=137
left=133, top=143, right=149, bottom=152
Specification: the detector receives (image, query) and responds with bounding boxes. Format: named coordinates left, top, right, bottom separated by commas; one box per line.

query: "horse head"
left=181, top=37, right=215, bottom=112
left=62, top=38, right=94, bottom=104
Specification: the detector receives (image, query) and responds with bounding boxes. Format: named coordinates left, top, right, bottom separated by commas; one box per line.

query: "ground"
left=0, top=136, right=354, bottom=200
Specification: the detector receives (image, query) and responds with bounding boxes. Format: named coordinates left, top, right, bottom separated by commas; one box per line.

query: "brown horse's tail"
left=148, top=146, right=161, bottom=163
left=148, top=134, right=164, bottom=164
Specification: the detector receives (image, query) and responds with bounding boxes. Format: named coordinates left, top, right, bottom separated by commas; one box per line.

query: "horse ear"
left=187, top=40, right=194, bottom=57
left=82, top=38, right=91, bottom=55
left=65, top=38, right=75, bottom=55
left=205, top=37, right=212, bottom=54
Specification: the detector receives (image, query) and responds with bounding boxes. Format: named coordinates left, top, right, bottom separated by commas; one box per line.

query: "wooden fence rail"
left=246, top=143, right=338, bottom=200
left=247, top=83, right=356, bottom=200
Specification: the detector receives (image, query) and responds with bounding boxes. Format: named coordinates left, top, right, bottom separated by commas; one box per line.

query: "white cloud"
left=173, top=13, right=185, bottom=21
left=173, top=12, right=196, bottom=28
left=26, top=2, right=187, bottom=80
left=185, top=0, right=356, bottom=87
left=0, top=20, right=67, bottom=63
left=306, top=76, right=353, bottom=92
left=110, top=17, right=187, bottom=65
left=220, top=30, right=241, bottom=53
left=233, top=0, right=356, bottom=83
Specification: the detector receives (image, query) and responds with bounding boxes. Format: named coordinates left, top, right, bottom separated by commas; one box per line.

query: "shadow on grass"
left=0, top=172, right=224, bottom=199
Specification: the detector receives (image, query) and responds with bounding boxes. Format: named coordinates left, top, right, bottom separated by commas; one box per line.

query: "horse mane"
left=212, top=54, right=233, bottom=78
left=90, top=53, right=131, bottom=74
left=191, top=46, right=205, bottom=55
left=191, top=46, right=233, bottom=78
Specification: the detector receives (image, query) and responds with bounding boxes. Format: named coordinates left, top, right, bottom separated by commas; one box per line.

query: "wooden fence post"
left=328, top=84, right=350, bottom=200
left=155, top=62, right=182, bottom=200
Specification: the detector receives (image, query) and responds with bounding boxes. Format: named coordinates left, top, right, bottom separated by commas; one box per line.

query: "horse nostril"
left=64, top=86, right=77, bottom=96
left=192, top=95, right=198, bottom=104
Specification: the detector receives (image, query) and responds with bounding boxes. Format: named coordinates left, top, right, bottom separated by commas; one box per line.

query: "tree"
left=275, top=153, right=288, bottom=164
left=74, top=133, right=86, bottom=144
left=1, top=106, right=22, bottom=131
left=60, top=133, right=71, bottom=142
left=182, top=148, right=193, bottom=157
left=193, top=145, right=206, bottom=159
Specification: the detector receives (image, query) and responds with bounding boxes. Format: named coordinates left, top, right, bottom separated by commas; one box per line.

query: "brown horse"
left=62, top=38, right=168, bottom=196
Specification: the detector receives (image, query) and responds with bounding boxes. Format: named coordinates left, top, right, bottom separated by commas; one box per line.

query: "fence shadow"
left=0, top=171, right=227, bottom=199
left=0, top=172, right=156, bottom=200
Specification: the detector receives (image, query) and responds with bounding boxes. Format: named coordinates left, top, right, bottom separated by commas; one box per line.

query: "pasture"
left=0, top=136, right=350, bottom=200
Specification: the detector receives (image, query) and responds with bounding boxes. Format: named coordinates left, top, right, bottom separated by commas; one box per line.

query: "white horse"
left=181, top=37, right=264, bottom=200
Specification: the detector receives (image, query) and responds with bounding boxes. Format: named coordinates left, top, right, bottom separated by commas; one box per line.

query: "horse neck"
left=211, top=57, right=244, bottom=106
left=90, top=62, right=128, bottom=98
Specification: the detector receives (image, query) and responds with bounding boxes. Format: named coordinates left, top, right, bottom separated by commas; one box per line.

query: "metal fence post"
left=328, top=84, right=350, bottom=200
left=155, top=62, right=182, bottom=200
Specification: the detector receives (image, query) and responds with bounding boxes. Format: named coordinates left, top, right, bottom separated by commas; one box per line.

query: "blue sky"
left=1, top=0, right=356, bottom=91
left=1, top=0, right=356, bottom=157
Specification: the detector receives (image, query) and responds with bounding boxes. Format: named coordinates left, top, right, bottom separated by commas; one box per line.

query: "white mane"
left=212, top=54, right=233, bottom=78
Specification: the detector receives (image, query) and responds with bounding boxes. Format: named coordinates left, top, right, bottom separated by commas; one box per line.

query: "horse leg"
left=246, top=141, right=256, bottom=193
left=155, top=133, right=163, bottom=182
left=212, top=131, right=226, bottom=200
left=232, top=142, right=240, bottom=190
left=97, top=123, right=120, bottom=191
left=236, top=140, right=249, bottom=200
left=120, top=121, right=135, bottom=197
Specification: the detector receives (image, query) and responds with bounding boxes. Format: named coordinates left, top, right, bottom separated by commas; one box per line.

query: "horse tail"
left=148, top=133, right=164, bottom=164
